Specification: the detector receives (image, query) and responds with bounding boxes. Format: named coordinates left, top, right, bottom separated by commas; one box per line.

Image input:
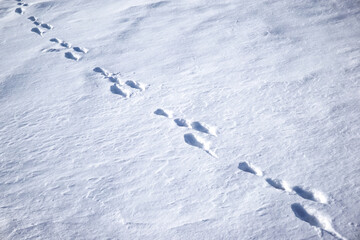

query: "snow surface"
left=1, top=0, right=360, bottom=239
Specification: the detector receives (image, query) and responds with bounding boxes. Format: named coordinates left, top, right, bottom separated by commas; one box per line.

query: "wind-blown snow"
left=1, top=0, right=360, bottom=239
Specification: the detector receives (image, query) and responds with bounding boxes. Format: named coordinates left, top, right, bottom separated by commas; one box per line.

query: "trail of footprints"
left=93, top=67, right=147, bottom=98
left=14, top=0, right=145, bottom=96
left=154, top=108, right=218, bottom=158
left=238, top=161, right=346, bottom=239
left=14, top=0, right=88, bottom=62
left=13, top=1, right=348, bottom=238
left=15, top=0, right=28, bottom=15
left=28, top=16, right=54, bottom=36
left=47, top=38, right=88, bottom=61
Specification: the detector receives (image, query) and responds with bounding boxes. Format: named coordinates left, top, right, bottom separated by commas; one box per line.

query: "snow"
left=1, top=0, right=360, bottom=239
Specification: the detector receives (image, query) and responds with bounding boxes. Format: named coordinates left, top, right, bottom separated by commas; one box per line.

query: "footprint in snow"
left=64, top=52, right=81, bottom=61
left=173, top=117, right=217, bottom=136
left=265, top=178, right=292, bottom=192
left=40, top=23, right=53, bottom=30
left=184, top=133, right=217, bottom=158
left=190, top=121, right=217, bottom=136
left=28, top=17, right=54, bottom=30
left=61, top=41, right=72, bottom=48
left=291, top=203, right=346, bottom=240
left=155, top=110, right=218, bottom=158
left=110, top=84, right=130, bottom=98
left=93, top=67, right=147, bottom=97
left=292, top=186, right=328, bottom=204
left=174, top=118, right=190, bottom=127
left=154, top=108, right=173, bottom=118
left=238, top=161, right=263, bottom=176
left=17, top=3, right=28, bottom=6
left=93, top=67, right=121, bottom=84
left=73, top=46, right=89, bottom=54
left=50, top=39, right=88, bottom=54
left=93, top=67, right=110, bottom=77
left=28, top=16, right=37, bottom=21
left=50, top=38, right=62, bottom=43
left=31, top=27, right=43, bottom=36
left=125, top=80, right=145, bottom=91
left=15, top=7, right=24, bottom=14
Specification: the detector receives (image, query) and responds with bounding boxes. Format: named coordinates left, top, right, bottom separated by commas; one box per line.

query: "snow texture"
left=1, top=0, right=360, bottom=239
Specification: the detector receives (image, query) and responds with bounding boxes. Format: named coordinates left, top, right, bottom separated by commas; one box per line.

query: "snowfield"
left=1, top=0, right=359, bottom=239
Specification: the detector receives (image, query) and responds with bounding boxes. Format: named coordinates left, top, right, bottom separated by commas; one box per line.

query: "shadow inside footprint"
left=183, top=133, right=217, bottom=158
left=184, top=133, right=204, bottom=149
left=191, top=122, right=216, bottom=136
left=15, top=8, right=23, bottom=14
left=292, top=186, right=316, bottom=202
left=110, top=84, right=128, bottom=97
left=50, top=38, right=61, bottom=43
left=73, top=47, right=88, bottom=54
left=31, top=27, right=42, bottom=36
left=174, top=118, right=189, bottom=127
left=41, top=23, right=53, bottom=30
left=28, top=16, right=36, bottom=21
left=93, top=67, right=109, bottom=77
left=64, top=52, right=80, bottom=61
left=238, top=162, right=262, bottom=176
left=291, top=203, right=320, bottom=227
left=266, top=178, right=286, bottom=191
left=154, top=109, right=171, bottom=118
left=125, top=80, right=144, bottom=91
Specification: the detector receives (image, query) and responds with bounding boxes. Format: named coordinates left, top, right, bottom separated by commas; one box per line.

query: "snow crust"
left=1, top=0, right=360, bottom=239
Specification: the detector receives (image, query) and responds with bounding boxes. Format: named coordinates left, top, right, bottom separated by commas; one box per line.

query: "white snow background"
left=0, top=0, right=359, bottom=239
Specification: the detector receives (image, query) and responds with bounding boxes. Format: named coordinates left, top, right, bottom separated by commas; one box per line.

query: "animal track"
left=184, top=133, right=217, bottom=158
left=93, top=67, right=110, bottom=77
left=13, top=5, right=343, bottom=239
left=265, top=178, right=291, bottom=192
left=47, top=39, right=88, bottom=61
left=64, top=52, right=81, bottom=61
left=237, top=161, right=336, bottom=237
left=238, top=161, right=263, bottom=176
left=40, top=23, right=54, bottom=30
left=292, top=186, right=328, bottom=204
left=93, top=67, right=146, bottom=97
left=15, top=0, right=28, bottom=6
left=174, top=118, right=190, bottom=127
left=173, top=118, right=217, bottom=136
left=50, top=38, right=62, bottom=43
left=155, top=110, right=218, bottom=158
left=110, top=84, right=130, bottom=98
left=28, top=16, right=54, bottom=32
left=28, top=16, right=37, bottom=21
left=94, top=67, right=121, bottom=83
left=73, top=47, right=89, bottom=54
left=191, top=121, right=217, bottom=136
left=17, top=1, right=27, bottom=5
left=291, top=203, right=346, bottom=240
left=31, top=27, right=43, bottom=36
left=93, top=67, right=120, bottom=84
left=154, top=108, right=173, bottom=118
left=60, top=41, right=72, bottom=48
left=239, top=164, right=328, bottom=204
left=125, top=80, right=145, bottom=91
left=15, top=8, right=24, bottom=14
